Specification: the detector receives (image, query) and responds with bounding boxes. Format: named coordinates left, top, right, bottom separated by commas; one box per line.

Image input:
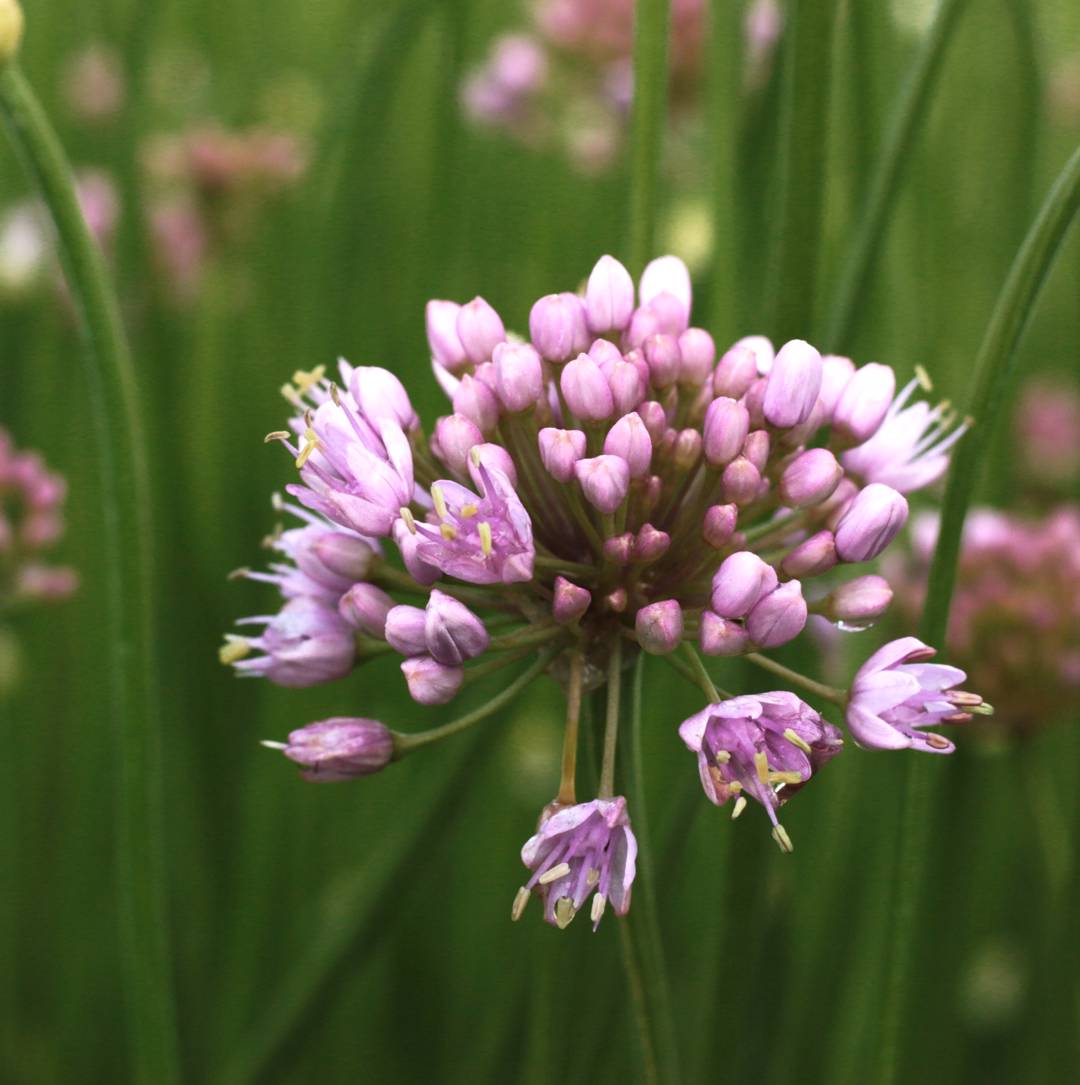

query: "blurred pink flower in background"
left=62, top=43, right=125, bottom=125
left=1014, top=377, right=1080, bottom=490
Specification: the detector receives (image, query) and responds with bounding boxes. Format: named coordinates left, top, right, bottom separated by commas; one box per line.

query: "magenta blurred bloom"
left=515, top=797, right=636, bottom=929
left=846, top=637, right=985, bottom=754
left=574, top=454, right=630, bottom=513
left=274, top=718, right=394, bottom=782
left=636, top=599, right=683, bottom=654
left=401, top=655, right=465, bottom=705
left=585, top=254, right=635, bottom=334
left=834, top=483, right=909, bottom=562
left=746, top=580, right=807, bottom=648
left=763, top=339, right=823, bottom=429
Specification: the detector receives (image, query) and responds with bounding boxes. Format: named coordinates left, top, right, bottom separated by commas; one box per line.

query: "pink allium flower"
left=62, top=44, right=125, bottom=124
left=1014, top=378, right=1080, bottom=490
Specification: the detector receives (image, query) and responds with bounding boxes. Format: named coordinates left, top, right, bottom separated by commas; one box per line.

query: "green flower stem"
left=557, top=649, right=585, bottom=805
left=626, top=0, right=670, bottom=270
left=533, top=553, right=599, bottom=578
left=616, top=920, right=660, bottom=1085
left=598, top=636, right=622, bottom=798
left=0, top=64, right=179, bottom=1085
left=487, top=624, right=567, bottom=654
left=678, top=642, right=722, bottom=702
left=825, top=0, right=968, bottom=348
left=392, top=648, right=558, bottom=756
left=369, top=562, right=515, bottom=610
left=744, top=651, right=846, bottom=704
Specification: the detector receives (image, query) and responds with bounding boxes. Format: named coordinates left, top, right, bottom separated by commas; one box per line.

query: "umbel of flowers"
left=222, top=254, right=988, bottom=930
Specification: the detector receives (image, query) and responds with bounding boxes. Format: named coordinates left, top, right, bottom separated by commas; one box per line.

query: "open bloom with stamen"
left=846, top=637, right=986, bottom=754
left=514, top=797, right=636, bottom=930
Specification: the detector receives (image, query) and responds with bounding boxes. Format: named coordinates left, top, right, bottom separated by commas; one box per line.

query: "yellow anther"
left=915, top=364, right=933, bottom=391
left=295, top=428, right=320, bottom=469
left=431, top=484, right=448, bottom=521
left=478, top=521, right=493, bottom=556
left=728, top=781, right=742, bottom=794
left=264, top=430, right=291, bottom=444
left=754, top=751, right=770, bottom=785
left=771, top=824, right=794, bottom=854
left=291, top=365, right=326, bottom=395
left=554, top=898, right=576, bottom=930
left=783, top=728, right=812, bottom=754
left=731, top=795, right=747, bottom=820
left=591, top=894, right=607, bottom=924
left=227, top=566, right=251, bottom=580
left=715, top=750, right=731, bottom=764
left=329, top=382, right=341, bottom=406
left=280, top=383, right=303, bottom=407
left=460, top=503, right=479, bottom=519
left=769, top=771, right=804, bottom=786
left=539, top=862, right=571, bottom=886
left=469, top=446, right=482, bottom=467
left=219, top=636, right=250, bottom=665
left=440, top=523, right=458, bottom=541
left=399, top=507, right=417, bottom=533
left=511, top=887, right=530, bottom=922
left=586, top=868, right=600, bottom=887
left=270, top=492, right=284, bottom=511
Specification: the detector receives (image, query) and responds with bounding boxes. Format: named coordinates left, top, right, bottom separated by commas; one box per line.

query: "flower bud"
left=763, top=339, right=823, bottom=429
left=780, top=530, right=837, bottom=578
left=746, top=580, right=808, bottom=648
left=702, top=503, right=738, bottom=548
left=639, top=255, right=691, bottom=325
left=818, top=354, right=857, bottom=416
left=0, top=0, right=23, bottom=66
left=279, top=718, right=394, bottom=781
left=713, top=344, right=758, bottom=399
left=638, top=399, right=668, bottom=443
left=779, top=448, right=843, bottom=508
left=742, top=429, right=770, bottom=472
left=721, top=456, right=762, bottom=506
left=538, top=427, right=587, bottom=483
left=636, top=600, right=684, bottom=655
left=820, top=574, right=893, bottom=623
left=425, top=589, right=489, bottom=665
left=834, top=483, right=909, bottom=562
left=623, top=305, right=661, bottom=351
left=585, top=254, right=635, bottom=333
left=562, top=353, right=615, bottom=422
left=641, top=474, right=662, bottom=512
left=711, top=551, right=778, bottom=617
left=606, top=358, right=647, bottom=415
left=433, top=413, right=483, bottom=474
left=553, top=576, right=591, bottom=624
left=350, top=366, right=417, bottom=431
left=832, top=362, right=896, bottom=444
left=673, top=428, right=702, bottom=469
left=605, top=587, right=629, bottom=613
left=604, top=412, right=653, bottom=478
left=677, top=328, right=715, bottom=385
left=306, top=532, right=374, bottom=583
left=699, top=611, right=750, bottom=656
left=401, top=656, right=464, bottom=705
left=452, top=373, right=500, bottom=433
left=743, top=377, right=768, bottom=429
left=645, top=291, right=690, bottom=336
left=467, top=442, right=517, bottom=488
left=733, top=334, right=775, bottom=374
left=634, top=523, right=670, bottom=563
left=385, top=604, right=428, bottom=656
left=642, top=334, right=681, bottom=389
left=493, top=341, right=543, bottom=412
left=703, top=396, right=750, bottom=467
left=589, top=337, right=624, bottom=367
left=574, top=455, right=631, bottom=514
left=603, top=533, right=635, bottom=565
left=338, top=582, right=394, bottom=637
left=456, top=296, right=506, bottom=363
left=426, top=300, right=467, bottom=369
left=530, top=291, right=589, bottom=361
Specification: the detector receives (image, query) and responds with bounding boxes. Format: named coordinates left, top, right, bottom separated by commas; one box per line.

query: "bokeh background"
left=2, top=0, right=1078, bottom=1082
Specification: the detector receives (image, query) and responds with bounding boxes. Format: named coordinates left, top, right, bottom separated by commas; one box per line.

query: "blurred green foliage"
left=1, top=0, right=1078, bottom=1082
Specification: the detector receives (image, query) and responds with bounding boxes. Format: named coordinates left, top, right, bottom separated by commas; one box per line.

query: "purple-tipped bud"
left=424, top=588, right=489, bottom=665
left=674, top=428, right=703, bottom=469
left=636, top=599, right=684, bottom=655
left=338, top=582, right=394, bottom=637
left=574, top=455, right=631, bottom=514
left=722, top=456, right=762, bottom=506
left=643, top=334, right=681, bottom=389
left=585, top=254, right=635, bottom=333
left=742, top=429, right=770, bottom=472
left=703, top=396, right=750, bottom=466
left=638, top=400, right=668, bottom=443
left=538, top=427, right=587, bottom=483
left=634, top=523, right=670, bottom=563
left=746, top=580, right=808, bottom=648
left=834, top=483, right=909, bottom=562
left=401, top=656, right=464, bottom=705
left=639, top=255, right=691, bottom=324
left=279, top=718, right=394, bottom=781
left=603, top=533, right=635, bottom=565
left=699, top=611, right=750, bottom=656
left=456, top=297, right=505, bottom=364
left=604, top=412, right=653, bottom=478
left=820, top=574, right=893, bottom=623
left=713, top=344, right=758, bottom=399
left=530, top=292, right=589, bottom=362
left=677, top=328, right=716, bottom=385
left=703, top=504, right=738, bottom=548
left=467, top=442, right=518, bottom=489
left=779, top=448, right=843, bottom=508
left=384, top=604, right=428, bottom=656
left=606, top=358, right=647, bottom=415
left=780, top=530, right=837, bottom=578
left=312, top=533, right=375, bottom=581
left=832, top=362, right=896, bottom=444
left=711, top=551, right=778, bottom=618
left=433, top=413, right=483, bottom=474
left=452, top=374, right=500, bottom=433
left=562, top=353, right=614, bottom=422
left=493, top=341, right=544, bottom=412
left=763, top=339, right=823, bottom=429
left=426, top=300, right=468, bottom=370
left=553, top=576, right=591, bottom=624
left=818, top=354, right=857, bottom=416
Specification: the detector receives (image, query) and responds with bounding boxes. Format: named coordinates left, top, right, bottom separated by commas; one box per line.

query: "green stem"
left=678, top=642, right=722, bottom=702
left=557, top=649, right=585, bottom=805
left=0, top=65, right=179, bottom=1084
left=920, top=144, right=1080, bottom=648
left=825, top=0, right=969, bottom=348
left=744, top=652, right=846, bottom=704
left=626, top=0, right=670, bottom=270
left=768, top=0, right=839, bottom=340
left=598, top=637, right=622, bottom=797
left=533, top=553, right=598, bottom=578
left=617, top=921, right=660, bottom=1085
left=392, top=648, right=558, bottom=756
